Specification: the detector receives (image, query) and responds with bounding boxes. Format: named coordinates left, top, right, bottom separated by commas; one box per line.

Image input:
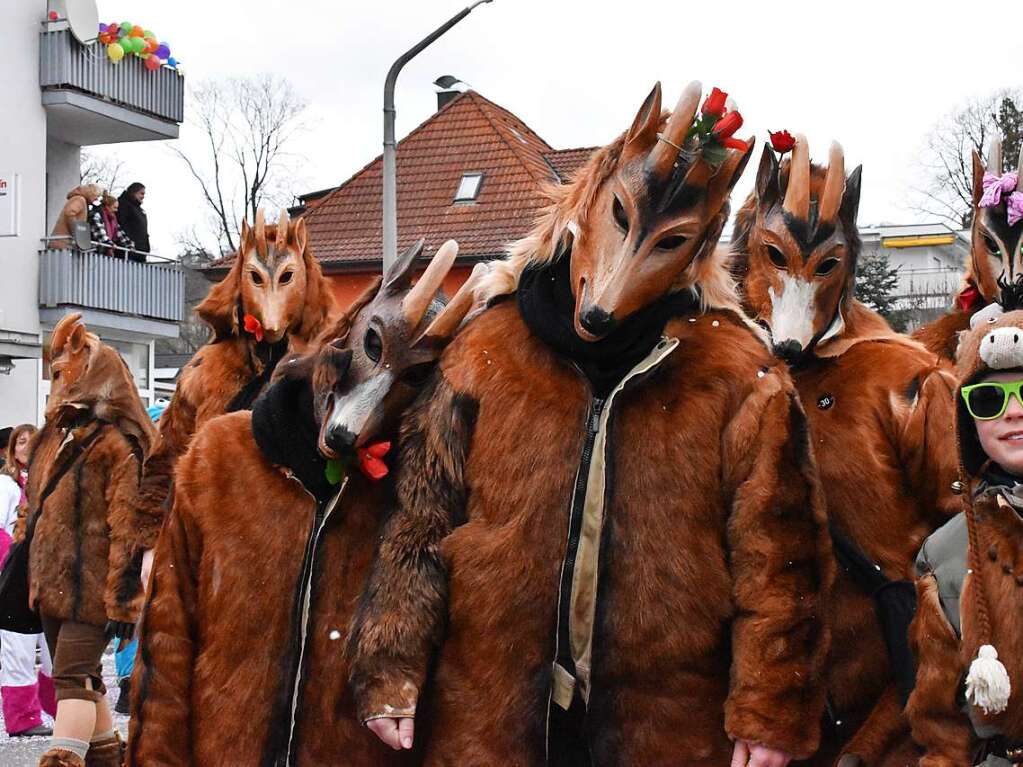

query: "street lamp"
left=382, top=0, right=494, bottom=272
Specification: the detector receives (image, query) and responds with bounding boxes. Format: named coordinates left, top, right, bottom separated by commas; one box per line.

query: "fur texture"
left=349, top=302, right=833, bottom=765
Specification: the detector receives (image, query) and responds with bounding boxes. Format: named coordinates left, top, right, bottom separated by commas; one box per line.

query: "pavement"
left=0, top=644, right=128, bottom=767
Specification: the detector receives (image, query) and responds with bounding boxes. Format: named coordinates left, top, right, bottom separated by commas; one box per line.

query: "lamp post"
left=382, top=0, right=493, bottom=272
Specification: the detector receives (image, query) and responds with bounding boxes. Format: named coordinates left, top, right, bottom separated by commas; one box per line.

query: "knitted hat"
left=955, top=302, right=1023, bottom=715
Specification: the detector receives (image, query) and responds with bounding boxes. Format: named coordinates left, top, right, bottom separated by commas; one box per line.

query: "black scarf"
left=978, top=462, right=1023, bottom=509
left=517, top=252, right=698, bottom=396
left=226, top=336, right=290, bottom=413
left=251, top=373, right=335, bottom=504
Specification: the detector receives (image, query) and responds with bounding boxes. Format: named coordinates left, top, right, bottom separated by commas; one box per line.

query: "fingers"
left=398, top=717, right=415, bottom=749
left=731, top=740, right=750, bottom=767
left=367, top=718, right=403, bottom=751
left=748, top=744, right=792, bottom=767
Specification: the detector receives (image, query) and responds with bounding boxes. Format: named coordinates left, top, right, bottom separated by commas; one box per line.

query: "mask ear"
left=755, top=144, right=780, bottom=206
left=195, top=254, right=243, bottom=340
left=68, top=323, right=87, bottom=355
left=839, top=165, right=862, bottom=229
left=624, top=82, right=663, bottom=149
left=972, top=150, right=986, bottom=207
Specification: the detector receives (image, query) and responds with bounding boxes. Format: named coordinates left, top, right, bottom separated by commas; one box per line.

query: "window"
left=454, top=173, right=484, bottom=203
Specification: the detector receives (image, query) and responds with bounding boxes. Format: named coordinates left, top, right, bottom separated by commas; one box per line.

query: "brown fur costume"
left=48, top=184, right=101, bottom=249
left=907, top=308, right=1023, bottom=764
left=23, top=314, right=156, bottom=627
left=131, top=212, right=336, bottom=542
left=348, top=88, right=834, bottom=759
left=731, top=143, right=961, bottom=766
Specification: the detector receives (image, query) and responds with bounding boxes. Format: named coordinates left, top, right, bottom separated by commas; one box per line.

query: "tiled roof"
left=299, top=90, right=594, bottom=269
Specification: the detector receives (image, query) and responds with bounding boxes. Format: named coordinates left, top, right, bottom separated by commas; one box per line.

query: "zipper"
left=281, top=473, right=347, bottom=766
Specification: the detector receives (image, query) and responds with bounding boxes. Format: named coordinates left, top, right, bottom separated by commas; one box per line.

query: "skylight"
left=454, top=172, right=483, bottom=203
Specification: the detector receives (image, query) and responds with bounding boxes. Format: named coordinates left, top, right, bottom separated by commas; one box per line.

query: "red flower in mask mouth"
left=243, top=314, right=264, bottom=343
left=357, top=441, right=391, bottom=481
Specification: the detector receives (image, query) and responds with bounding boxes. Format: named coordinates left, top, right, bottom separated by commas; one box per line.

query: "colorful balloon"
left=98, top=23, right=108, bottom=32
left=167, top=57, right=177, bottom=68
left=144, top=55, right=161, bottom=71
left=131, top=25, right=144, bottom=37
left=121, top=21, right=131, bottom=32
left=143, top=30, right=155, bottom=39
left=107, top=42, right=124, bottom=63
left=155, top=44, right=169, bottom=59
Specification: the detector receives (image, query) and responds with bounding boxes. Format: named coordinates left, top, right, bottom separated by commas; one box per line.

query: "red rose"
left=702, top=87, right=728, bottom=117
left=358, top=441, right=391, bottom=481
left=769, top=130, right=796, bottom=154
left=243, top=313, right=264, bottom=343
left=722, top=137, right=749, bottom=151
left=956, top=284, right=983, bottom=313
left=712, top=111, right=743, bottom=140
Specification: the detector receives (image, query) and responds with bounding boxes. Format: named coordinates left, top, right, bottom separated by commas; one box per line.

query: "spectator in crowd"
left=116, top=183, right=149, bottom=259
left=0, top=428, right=11, bottom=470
left=88, top=194, right=136, bottom=261
left=0, top=424, right=56, bottom=738
left=49, top=185, right=102, bottom=250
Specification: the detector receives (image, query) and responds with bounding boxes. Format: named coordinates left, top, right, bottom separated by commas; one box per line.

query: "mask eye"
left=279, top=270, right=294, bottom=285
left=655, top=234, right=688, bottom=251
left=766, top=245, right=787, bottom=270
left=400, top=362, right=435, bottom=387
left=815, top=258, right=840, bottom=276
left=363, top=328, right=382, bottom=364
left=250, top=271, right=264, bottom=286
left=612, top=195, right=629, bottom=234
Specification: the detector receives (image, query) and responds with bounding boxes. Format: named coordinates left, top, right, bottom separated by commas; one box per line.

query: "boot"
left=85, top=732, right=125, bottom=767
left=37, top=749, right=86, bottom=767
left=113, top=677, right=131, bottom=715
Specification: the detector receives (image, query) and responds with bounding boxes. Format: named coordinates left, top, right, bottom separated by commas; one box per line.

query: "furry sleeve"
left=905, top=574, right=973, bottom=767
left=131, top=381, right=198, bottom=549
left=127, top=488, right=203, bottom=766
left=104, top=439, right=147, bottom=624
left=347, top=374, right=477, bottom=723
left=720, top=373, right=833, bottom=759
left=890, top=365, right=961, bottom=525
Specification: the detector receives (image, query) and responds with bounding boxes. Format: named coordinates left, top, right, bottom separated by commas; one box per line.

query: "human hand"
left=366, top=717, right=414, bottom=750
left=731, top=740, right=793, bottom=767
left=141, top=549, right=155, bottom=592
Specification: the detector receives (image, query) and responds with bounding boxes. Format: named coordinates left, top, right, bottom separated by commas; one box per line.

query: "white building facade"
left=0, top=1, right=184, bottom=427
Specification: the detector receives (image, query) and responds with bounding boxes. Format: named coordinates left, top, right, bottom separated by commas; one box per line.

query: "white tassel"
left=966, top=645, right=1011, bottom=715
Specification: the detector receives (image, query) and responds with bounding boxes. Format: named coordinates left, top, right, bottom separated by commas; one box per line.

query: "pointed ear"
left=383, top=238, right=425, bottom=294
left=68, top=323, right=87, bottom=355
left=292, top=217, right=308, bottom=255
left=755, top=144, right=780, bottom=206
left=240, top=217, right=251, bottom=243
left=839, top=165, right=863, bottom=228
left=973, top=150, right=986, bottom=207
left=625, top=82, right=663, bottom=148
left=195, top=255, right=243, bottom=340
left=51, top=312, right=83, bottom=357
left=705, top=138, right=755, bottom=217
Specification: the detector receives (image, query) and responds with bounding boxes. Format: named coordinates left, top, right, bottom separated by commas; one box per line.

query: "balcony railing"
left=39, top=248, right=184, bottom=323
left=39, top=29, right=184, bottom=124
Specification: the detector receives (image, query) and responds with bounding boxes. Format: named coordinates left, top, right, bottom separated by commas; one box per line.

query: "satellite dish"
left=59, top=0, right=100, bottom=46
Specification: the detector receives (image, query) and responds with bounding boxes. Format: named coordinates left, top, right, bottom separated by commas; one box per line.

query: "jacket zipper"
left=281, top=473, right=347, bottom=766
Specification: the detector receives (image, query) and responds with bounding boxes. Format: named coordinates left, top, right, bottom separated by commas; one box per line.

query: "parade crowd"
left=3, top=80, right=1023, bottom=767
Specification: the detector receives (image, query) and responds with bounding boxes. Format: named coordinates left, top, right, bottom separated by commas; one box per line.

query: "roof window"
left=454, top=172, right=483, bottom=203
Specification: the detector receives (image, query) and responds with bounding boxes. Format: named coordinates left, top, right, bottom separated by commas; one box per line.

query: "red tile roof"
left=299, top=90, right=595, bottom=270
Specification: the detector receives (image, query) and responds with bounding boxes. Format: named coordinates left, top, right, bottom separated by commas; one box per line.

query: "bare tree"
left=912, top=89, right=1023, bottom=228
left=80, top=148, right=126, bottom=192
left=171, top=74, right=309, bottom=254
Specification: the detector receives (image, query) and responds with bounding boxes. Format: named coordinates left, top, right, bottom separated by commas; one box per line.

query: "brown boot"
left=85, top=733, right=125, bottom=767
left=38, top=749, right=86, bottom=767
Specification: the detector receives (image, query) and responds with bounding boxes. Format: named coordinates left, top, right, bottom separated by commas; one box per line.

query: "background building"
left=0, top=1, right=185, bottom=426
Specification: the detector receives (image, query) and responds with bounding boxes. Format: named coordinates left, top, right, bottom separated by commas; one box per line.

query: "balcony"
left=39, top=28, right=184, bottom=145
left=38, top=248, right=184, bottom=339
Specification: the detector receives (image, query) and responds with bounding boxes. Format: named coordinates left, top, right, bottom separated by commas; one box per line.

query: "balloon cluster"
left=98, top=22, right=177, bottom=71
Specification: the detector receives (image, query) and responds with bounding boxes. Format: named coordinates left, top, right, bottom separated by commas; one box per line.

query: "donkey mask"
left=566, top=81, right=752, bottom=340
left=737, top=137, right=862, bottom=363
left=304, top=240, right=483, bottom=456
left=196, top=209, right=331, bottom=344
left=964, top=137, right=1023, bottom=310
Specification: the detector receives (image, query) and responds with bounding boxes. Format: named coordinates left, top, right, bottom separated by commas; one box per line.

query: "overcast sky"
left=90, top=0, right=1021, bottom=258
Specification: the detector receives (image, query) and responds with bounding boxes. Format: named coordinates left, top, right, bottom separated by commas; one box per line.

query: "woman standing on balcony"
left=0, top=424, right=57, bottom=739
left=88, top=195, right=135, bottom=261
left=116, top=183, right=149, bottom=260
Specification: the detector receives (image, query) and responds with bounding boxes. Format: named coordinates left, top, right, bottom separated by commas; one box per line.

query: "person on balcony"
left=116, top=183, right=149, bottom=260
left=49, top=185, right=102, bottom=251
left=88, top=194, right=136, bottom=261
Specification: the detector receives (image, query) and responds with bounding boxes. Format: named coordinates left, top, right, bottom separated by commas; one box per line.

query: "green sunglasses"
left=961, top=380, right=1023, bottom=420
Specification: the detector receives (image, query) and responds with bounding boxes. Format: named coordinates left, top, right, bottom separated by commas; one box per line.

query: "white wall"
left=45, top=137, right=82, bottom=235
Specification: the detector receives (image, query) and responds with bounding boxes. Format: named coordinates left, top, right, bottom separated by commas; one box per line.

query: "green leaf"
left=325, top=459, right=347, bottom=486
left=701, top=143, right=727, bottom=167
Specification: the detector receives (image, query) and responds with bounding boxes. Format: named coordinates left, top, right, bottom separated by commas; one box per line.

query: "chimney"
left=434, top=75, right=466, bottom=111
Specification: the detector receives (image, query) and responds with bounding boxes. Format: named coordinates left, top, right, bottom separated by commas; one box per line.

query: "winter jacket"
left=128, top=375, right=414, bottom=767
left=49, top=184, right=101, bottom=250
left=0, top=474, right=20, bottom=536
left=348, top=297, right=833, bottom=766
left=116, top=192, right=149, bottom=256
left=22, top=419, right=152, bottom=626
left=88, top=204, right=135, bottom=259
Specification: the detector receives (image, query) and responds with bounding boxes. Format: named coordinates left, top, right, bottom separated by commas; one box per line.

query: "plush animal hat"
left=47, top=313, right=156, bottom=457
left=954, top=302, right=1023, bottom=715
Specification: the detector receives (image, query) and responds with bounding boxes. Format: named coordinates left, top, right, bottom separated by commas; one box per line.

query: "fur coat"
left=128, top=376, right=413, bottom=767
left=348, top=297, right=833, bottom=766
